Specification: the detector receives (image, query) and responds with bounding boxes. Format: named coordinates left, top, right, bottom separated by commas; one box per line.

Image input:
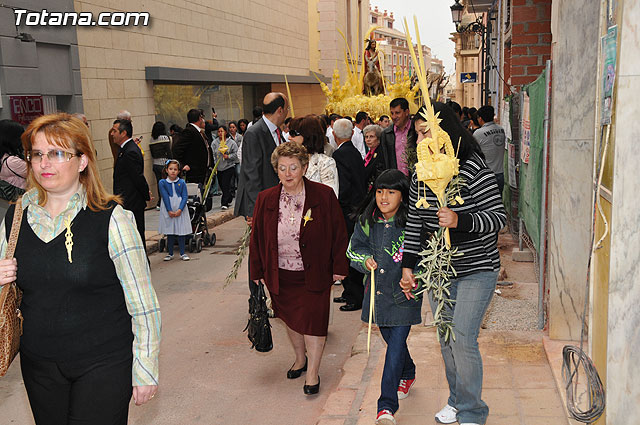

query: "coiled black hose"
left=561, top=345, right=605, bottom=423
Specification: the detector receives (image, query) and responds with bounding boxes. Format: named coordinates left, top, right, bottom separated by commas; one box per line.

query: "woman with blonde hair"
left=0, top=113, right=161, bottom=425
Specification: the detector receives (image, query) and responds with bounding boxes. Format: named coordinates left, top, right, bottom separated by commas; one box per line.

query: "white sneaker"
left=181, top=254, right=190, bottom=261
left=221, top=205, right=228, bottom=210
left=163, top=255, right=173, bottom=261
left=435, top=404, right=458, bottom=424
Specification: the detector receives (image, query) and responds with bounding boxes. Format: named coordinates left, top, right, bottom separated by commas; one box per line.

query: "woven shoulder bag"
left=0, top=199, right=24, bottom=377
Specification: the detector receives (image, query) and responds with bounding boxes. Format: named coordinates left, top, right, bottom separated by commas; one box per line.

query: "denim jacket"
left=347, top=216, right=422, bottom=326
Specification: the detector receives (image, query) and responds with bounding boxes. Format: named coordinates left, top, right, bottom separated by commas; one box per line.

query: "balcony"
left=460, top=33, right=481, bottom=55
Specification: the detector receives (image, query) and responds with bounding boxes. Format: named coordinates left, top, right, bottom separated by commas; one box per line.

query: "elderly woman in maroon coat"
left=249, top=142, right=348, bottom=395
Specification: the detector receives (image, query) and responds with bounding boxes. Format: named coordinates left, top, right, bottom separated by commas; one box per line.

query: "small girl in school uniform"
left=346, top=169, right=422, bottom=425
left=158, top=159, right=192, bottom=261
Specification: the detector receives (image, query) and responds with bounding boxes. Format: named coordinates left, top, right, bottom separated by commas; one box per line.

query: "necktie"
left=275, top=128, right=282, bottom=145
left=200, top=130, right=211, bottom=167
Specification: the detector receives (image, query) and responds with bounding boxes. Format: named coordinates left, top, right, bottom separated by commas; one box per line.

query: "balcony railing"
left=461, top=33, right=481, bottom=52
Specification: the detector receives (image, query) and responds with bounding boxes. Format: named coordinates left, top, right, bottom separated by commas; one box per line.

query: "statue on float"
left=362, top=39, right=384, bottom=96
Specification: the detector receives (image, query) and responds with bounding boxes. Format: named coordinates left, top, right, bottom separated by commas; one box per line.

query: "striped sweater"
left=401, top=152, right=506, bottom=277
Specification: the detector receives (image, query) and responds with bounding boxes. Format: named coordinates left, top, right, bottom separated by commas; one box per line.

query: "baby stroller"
left=158, top=162, right=219, bottom=254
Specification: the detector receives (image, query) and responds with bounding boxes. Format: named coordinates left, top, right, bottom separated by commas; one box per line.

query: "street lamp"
left=450, top=0, right=463, bottom=27
left=450, top=0, right=485, bottom=34
left=450, top=0, right=490, bottom=105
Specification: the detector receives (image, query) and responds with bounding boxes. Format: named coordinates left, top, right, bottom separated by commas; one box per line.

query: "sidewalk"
left=142, top=197, right=236, bottom=254
left=318, top=326, right=570, bottom=425
left=318, top=233, right=573, bottom=425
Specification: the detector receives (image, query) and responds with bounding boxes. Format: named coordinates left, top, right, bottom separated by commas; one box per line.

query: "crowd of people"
left=0, top=92, right=507, bottom=425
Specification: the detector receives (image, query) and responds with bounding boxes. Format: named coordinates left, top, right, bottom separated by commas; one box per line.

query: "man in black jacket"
left=234, top=92, right=288, bottom=224
left=111, top=119, right=150, bottom=244
left=172, top=108, right=214, bottom=184
left=380, top=97, right=413, bottom=176
left=332, top=118, right=366, bottom=311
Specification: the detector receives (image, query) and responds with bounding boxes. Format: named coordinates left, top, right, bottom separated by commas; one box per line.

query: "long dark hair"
left=0, top=119, right=25, bottom=158
left=413, top=102, right=484, bottom=163
left=356, top=169, right=409, bottom=228
left=237, top=118, right=249, bottom=134
left=217, top=125, right=228, bottom=141
left=151, top=121, right=167, bottom=140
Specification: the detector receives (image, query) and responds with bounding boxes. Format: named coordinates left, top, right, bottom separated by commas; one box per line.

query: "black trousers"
left=152, top=164, right=164, bottom=207
left=20, top=348, right=133, bottom=425
left=342, top=266, right=364, bottom=307
left=217, top=167, right=235, bottom=207
left=341, top=216, right=364, bottom=306
left=132, top=207, right=146, bottom=247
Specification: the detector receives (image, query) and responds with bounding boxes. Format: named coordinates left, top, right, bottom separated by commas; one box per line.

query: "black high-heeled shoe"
left=287, top=357, right=307, bottom=379
left=303, top=376, right=320, bottom=395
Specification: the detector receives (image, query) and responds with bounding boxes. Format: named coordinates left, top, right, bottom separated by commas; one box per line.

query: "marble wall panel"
left=606, top=7, right=640, bottom=418
left=547, top=139, right=593, bottom=340
left=547, top=0, right=599, bottom=340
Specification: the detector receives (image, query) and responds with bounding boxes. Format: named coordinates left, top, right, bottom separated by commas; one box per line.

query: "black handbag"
left=244, top=283, right=273, bottom=352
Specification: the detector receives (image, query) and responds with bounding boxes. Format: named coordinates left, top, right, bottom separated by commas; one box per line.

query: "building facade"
left=0, top=0, right=369, bottom=198
left=450, top=8, right=483, bottom=107
left=369, top=6, right=431, bottom=84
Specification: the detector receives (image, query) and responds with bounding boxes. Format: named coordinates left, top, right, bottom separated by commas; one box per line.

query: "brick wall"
left=503, top=42, right=512, bottom=97
left=510, top=0, right=551, bottom=87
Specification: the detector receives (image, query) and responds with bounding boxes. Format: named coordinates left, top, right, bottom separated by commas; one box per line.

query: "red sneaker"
left=397, top=378, right=415, bottom=400
left=376, top=409, right=396, bottom=425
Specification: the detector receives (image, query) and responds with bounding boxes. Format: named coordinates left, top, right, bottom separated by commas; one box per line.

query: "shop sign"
left=461, top=72, right=477, bottom=83
left=10, top=95, right=44, bottom=125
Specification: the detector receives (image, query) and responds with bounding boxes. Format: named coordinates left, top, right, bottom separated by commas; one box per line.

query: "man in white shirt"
left=326, top=113, right=342, bottom=149
left=351, top=111, right=369, bottom=160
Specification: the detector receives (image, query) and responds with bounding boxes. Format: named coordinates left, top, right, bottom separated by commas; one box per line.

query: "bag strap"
left=5, top=197, right=24, bottom=260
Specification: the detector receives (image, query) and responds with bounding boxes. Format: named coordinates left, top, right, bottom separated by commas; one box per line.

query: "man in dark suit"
left=331, top=118, right=366, bottom=311
left=172, top=108, right=214, bottom=185
left=235, top=92, right=289, bottom=224
left=380, top=97, right=413, bottom=176
left=235, top=92, right=288, bottom=295
left=111, top=119, right=150, bottom=245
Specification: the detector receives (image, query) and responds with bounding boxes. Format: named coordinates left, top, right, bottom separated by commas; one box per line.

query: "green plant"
left=411, top=175, right=465, bottom=342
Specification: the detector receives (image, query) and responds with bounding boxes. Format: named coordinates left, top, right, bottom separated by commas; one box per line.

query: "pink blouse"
left=277, top=187, right=305, bottom=271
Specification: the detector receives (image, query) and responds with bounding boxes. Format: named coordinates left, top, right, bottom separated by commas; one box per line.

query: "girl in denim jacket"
left=347, top=170, right=422, bottom=425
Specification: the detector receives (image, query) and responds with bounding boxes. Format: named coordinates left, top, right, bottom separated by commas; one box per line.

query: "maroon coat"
left=249, top=178, right=349, bottom=295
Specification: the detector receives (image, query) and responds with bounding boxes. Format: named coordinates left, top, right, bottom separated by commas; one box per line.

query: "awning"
left=145, top=67, right=329, bottom=85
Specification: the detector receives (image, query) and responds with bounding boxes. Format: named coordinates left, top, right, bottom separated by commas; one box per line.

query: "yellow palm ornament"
left=404, top=18, right=461, bottom=249
left=218, top=138, right=228, bottom=155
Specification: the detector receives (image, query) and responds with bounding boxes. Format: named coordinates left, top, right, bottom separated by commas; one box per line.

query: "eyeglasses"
left=289, top=130, right=301, bottom=137
left=27, top=149, right=82, bottom=164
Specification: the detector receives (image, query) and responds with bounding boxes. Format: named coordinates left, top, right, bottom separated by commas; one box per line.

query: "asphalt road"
left=0, top=217, right=364, bottom=425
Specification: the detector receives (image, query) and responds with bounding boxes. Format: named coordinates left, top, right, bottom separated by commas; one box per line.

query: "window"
left=388, top=21, right=393, bottom=29
left=372, top=16, right=377, bottom=24
left=393, top=54, right=397, bottom=65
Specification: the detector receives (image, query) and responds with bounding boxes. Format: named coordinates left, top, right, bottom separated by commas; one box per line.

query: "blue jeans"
left=167, top=234, right=186, bottom=256
left=378, top=326, right=415, bottom=413
left=427, top=271, right=498, bottom=424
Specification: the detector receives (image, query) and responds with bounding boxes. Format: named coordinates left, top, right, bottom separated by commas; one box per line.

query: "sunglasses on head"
left=289, top=130, right=301, bottom=137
